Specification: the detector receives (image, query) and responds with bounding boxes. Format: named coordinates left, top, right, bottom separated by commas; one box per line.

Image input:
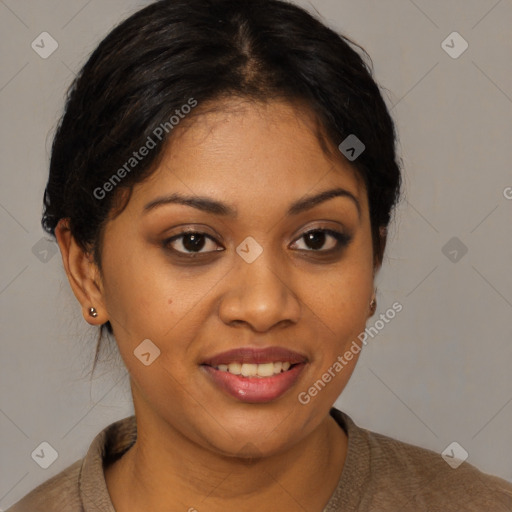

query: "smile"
left=214, top=361, right=292, bottom=377
left=201, top=346, right=308, bottom=403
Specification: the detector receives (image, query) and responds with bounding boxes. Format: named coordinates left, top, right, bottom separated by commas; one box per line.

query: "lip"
left=202, top=346, right=308, bottom=367
left=201, top=363, right=306, bottom=403
left=201, top=346, right=308, bottom=403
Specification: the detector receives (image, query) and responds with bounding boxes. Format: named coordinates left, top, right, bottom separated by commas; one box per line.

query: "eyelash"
left=162, top=228, right=352, bottom=258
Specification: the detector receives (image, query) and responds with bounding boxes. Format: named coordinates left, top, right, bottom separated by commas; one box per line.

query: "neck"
left=105, top=409, right=347, bottom=512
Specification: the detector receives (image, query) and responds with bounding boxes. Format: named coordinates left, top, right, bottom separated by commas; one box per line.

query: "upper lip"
left=202, top=346, right=308, bottom=366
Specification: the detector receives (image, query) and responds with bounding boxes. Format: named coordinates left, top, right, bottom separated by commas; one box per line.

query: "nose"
left=218, top=250, right=301, bottom=332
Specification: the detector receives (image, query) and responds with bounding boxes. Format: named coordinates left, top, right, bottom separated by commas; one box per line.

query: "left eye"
left=291, top=229, right=350, bottom=252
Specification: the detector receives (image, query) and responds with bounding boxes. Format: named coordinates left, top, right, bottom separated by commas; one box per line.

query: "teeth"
left=228, top=363, right=242, bottom=375
left=257, top=362, right=274, bottom=377
left=241, top=363, right=257, bottom=376
left=215, top=361, right=295, bottom=377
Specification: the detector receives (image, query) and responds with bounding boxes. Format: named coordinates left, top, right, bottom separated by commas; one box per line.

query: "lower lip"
left=201, top=364, right=306, bottom=403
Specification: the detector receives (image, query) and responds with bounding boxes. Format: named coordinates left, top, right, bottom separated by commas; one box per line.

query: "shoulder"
left=5, top=415, right=136, bottom=512
left=5, top=459, right=83, bottom=512
left=366, top=428, right=512, bottom=510
left=331, top=409, right=512, bottom=511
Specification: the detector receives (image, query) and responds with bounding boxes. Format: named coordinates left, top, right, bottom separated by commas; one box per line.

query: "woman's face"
left=93, top=99, right=376, bottom=457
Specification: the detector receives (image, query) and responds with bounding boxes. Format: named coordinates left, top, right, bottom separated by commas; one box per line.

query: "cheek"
left=101, top=243, right=173, bottom=328
left=297, top=267, right=371, bottom=407
left=100, top=246, right=216, bottom=371
left=308, top=262, right=373, bottom=333
left=299, top=246, right=373, bottom=392
left=99, top=246, right=175, bottom=357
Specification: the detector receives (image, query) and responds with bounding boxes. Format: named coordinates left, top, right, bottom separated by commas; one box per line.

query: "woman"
left=7, top=0, right=512, bottom=510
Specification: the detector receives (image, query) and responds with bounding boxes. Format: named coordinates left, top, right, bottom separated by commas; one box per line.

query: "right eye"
left=163, top=231, right=224, bottom=256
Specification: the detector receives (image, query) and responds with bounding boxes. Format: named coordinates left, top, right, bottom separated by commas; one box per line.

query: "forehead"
left=130, top=98, right=367, bottom=213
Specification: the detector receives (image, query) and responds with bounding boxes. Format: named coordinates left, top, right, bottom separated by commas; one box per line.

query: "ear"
left=55, top=218, right=108, bottom=325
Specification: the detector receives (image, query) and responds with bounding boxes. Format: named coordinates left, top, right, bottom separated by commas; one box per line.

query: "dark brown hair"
left=42, top=0, right=402, bottom=376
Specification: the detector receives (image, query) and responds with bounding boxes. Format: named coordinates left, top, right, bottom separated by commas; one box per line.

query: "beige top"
left=6, top=408, right=512, bottom=511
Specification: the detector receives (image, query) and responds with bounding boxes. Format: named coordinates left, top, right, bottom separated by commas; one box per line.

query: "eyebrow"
left=143, top=187, right=361, bottom=219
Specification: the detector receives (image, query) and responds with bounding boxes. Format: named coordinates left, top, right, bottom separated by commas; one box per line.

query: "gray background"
left=1, top=0, right=511, bottom=508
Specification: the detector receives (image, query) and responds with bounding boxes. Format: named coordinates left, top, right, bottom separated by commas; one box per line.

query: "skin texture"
left=55, top=98, right=384, bottom=512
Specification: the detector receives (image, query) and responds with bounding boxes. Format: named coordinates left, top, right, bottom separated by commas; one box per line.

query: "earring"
left=88, top=307, right=98, bottom=318
left=369, top=297, right=376, bottom=313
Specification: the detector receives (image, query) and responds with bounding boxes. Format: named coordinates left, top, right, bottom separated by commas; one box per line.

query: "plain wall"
left=1, top=0, right=511, bottom=508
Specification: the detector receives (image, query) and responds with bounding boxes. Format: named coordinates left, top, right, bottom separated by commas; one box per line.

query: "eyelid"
left=163, top=230, right=223, bottom=254
left=163, top=225, right=352, bottom=257
left=290, top=227, right=352, bottom=251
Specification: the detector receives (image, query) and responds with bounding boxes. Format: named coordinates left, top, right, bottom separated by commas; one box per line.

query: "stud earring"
left=369, top=297, right=377, bottom=313
left=88, top=307, right=98, bottom=318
